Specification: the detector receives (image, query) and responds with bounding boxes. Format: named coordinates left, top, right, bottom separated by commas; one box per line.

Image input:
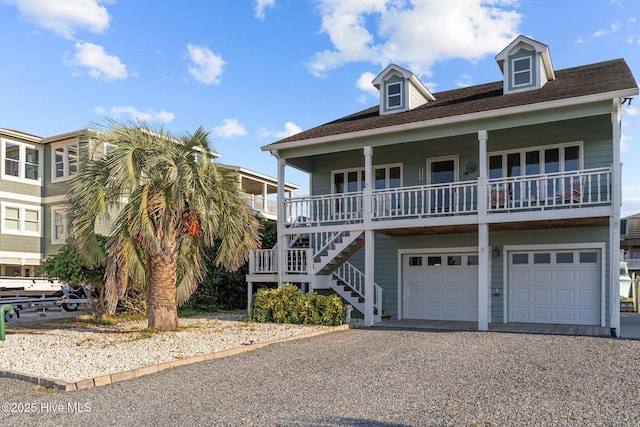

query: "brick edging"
left=0, top=324, right=350, bottom=392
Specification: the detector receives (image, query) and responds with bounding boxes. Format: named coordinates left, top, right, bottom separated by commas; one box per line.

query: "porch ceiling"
left=378, top=217, right=608, bottom=236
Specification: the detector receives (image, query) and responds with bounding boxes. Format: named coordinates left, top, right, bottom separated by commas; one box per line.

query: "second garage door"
left=402, top=252, right=478, bottom=321
left=508, top=249, right=601, bottom=325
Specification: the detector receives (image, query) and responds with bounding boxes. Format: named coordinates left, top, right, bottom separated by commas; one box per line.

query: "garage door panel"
left=508, top=249, right=600, bottom=326
left=426, top=288, right=444, bottom=302
left=511, top=270, right=531, bottom=284
left=426, top=306, right=444, bottom=318
left=426, top=272, right=444, bottom=284
left=555, top=289, right=576, bottom=302
left=406, top=287, right=424, bottom=301
left=533, top=270, right=553, bottom=282
left=446, top=271, right=463, bottom=284
left=532, top=288, right=552, bottom=302
left=556, top=270, right=576, bottom=282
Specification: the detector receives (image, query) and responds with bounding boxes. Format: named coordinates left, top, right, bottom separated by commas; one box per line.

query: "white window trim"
left=426, top=155, right=459, bottom=184
left=51, top=205, right=68, bottom=244
left=331, top=163, right=403, bottom=194
left=488, top=141, right=584, bottom=177
left=386, top=82, right=403, bottom=110
left=51, top=140, right=79, bottom=183
left=0, top=201, right=41, bottom=237
left=1, top=138, right=43, bottom=186
left=511, top=56, right=532, bottom=87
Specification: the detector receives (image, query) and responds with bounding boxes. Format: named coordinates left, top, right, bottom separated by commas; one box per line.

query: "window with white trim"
left=386, top=82, right=402, bottom=109
left=1, top=139, right=42, bottom=184
left=1, top=202, right=41, bottom=236
left=52, top=141, right=79, bottom=181
left=512, top=57, right=532, bottom=87
left=489, top=142, right=582, bottom=200
left=52, top=206, right=68, bottom=244
left=332, top=164, right=403, bottom=194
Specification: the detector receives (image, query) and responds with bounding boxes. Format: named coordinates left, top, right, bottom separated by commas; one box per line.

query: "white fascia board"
left=41, top=129, right=94, bottom=144
left=218, top=164, right=299, bottom=190
left=262, top=88, right=639, bottom=153
left=0, top=129, right=42, bottom=143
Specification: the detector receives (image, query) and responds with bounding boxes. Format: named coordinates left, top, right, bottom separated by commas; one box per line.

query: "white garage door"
left=402, top=252, right=478, bottom=321
left=508, top=249, right=601, bottom=325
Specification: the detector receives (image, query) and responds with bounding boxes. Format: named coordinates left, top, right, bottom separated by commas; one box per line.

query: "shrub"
left=250, top=284, right=345, bottom=326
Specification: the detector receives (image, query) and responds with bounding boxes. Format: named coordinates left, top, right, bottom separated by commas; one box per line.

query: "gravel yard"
left=1, top=327, right=640, bottom=426
left=0, top=314, right=329, bottom=384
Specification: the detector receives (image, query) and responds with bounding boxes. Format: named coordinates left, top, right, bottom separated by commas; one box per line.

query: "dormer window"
left=495, top=35, right=555, bottom=95
left=512, top=57, right=532, bottom=86
left=387, top=82, right=402, bottom=109
left=373, top=64, right=435, bottom=115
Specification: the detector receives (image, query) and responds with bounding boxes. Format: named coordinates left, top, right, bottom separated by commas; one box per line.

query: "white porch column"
left=247, top=281, right=253, bottom=313
left=276, top=154, right=286, bottom=287
left=262, top=182, right=268, bottom=213
left=363, top=146, right=375, bottom=326
left=363, top=146, right=373, bottom=224
left=364, top=229, right=375, bottom=326
left=478, top=224, right=490, bottom=331
left=477, top=130, right=490, bottom=331
left=610, top=98, right=622, bottom=336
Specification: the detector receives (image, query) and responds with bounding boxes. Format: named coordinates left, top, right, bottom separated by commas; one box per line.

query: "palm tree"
left=67, top=121, right=260, bottom=331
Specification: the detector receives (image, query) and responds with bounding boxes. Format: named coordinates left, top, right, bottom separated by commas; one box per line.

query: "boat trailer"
left=1, top=284, right=91, bottom=322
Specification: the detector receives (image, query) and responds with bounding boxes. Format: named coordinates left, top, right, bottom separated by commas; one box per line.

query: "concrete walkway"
left=375, top=318, right=611, bottom=337
left=621, top=312, right=640, bottom=339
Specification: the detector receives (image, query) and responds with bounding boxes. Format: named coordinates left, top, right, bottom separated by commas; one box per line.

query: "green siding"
left=282, top=103, right=612, bottom=163
left=307, top=115, right=611, bottom=198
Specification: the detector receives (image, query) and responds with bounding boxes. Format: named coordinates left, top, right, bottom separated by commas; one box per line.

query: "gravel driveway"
left=1, top=328, right=639, bottom=426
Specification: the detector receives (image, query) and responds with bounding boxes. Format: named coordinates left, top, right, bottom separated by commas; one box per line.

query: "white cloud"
left=6, top=0, right=111, bottom=39
left=259, top=122, right=302, bottom=139
left=356, top=71, right=378, bottom=94
left=621, top=133, right=631, bottom=152
left=277, top=122, right=302, bottom=138
left=255, top=0, right=275, bottom=20
left=66, top=42, right=127, bottom=81
left=455, top=73, right=473, bottom=88
left=95, top=106, right=175, bottom=123
left=187, top=44, right=226, bottom=85
left=593, top=21, right=621, bottom=38
left=308, top=0, right=521, bottom=77
left=212, top=119, right=247, bottom=137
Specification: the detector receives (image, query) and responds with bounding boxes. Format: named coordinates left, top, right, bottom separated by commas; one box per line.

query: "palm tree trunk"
left=147, top=256, right=179, bottom=331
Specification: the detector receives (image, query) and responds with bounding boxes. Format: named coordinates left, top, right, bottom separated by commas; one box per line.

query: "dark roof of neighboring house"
left=268, top=59, right=637, bottom=147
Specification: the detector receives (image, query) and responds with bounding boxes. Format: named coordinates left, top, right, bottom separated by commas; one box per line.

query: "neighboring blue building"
left=247, top=35, right=639, bottom=336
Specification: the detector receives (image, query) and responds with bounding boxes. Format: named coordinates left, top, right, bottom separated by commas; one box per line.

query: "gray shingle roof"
left=268, top=59, right=637, bottom=147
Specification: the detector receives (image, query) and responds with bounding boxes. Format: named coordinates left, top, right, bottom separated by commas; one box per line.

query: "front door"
left=427, top=156, right=457, bottom=212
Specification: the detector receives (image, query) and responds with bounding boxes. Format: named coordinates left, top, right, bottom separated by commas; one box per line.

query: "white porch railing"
left=286, top=192, right=364, bottom=226
left=333, top=261, right=382, bottom=311
left=249, top=248, right=310, bottom=274
left=372, top=181, right=478, bottom=219
left=487, top=167, right=612, bottom=212
left=244, top=194, right=278, bottom=214
left=625, top=258, right=640, bottom=270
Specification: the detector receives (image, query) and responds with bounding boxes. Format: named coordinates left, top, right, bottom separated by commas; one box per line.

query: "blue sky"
left=1, top=0, right=639, bottom=216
